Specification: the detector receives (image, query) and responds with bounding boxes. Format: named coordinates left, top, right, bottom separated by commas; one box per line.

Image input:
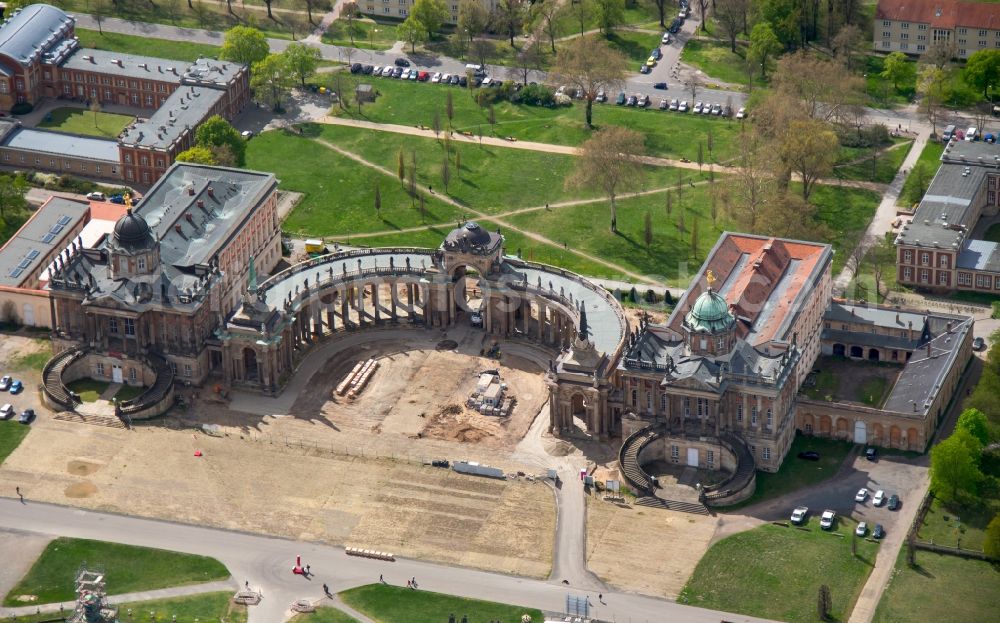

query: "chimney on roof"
left=185, top=213, right=194, bottom=224
left=895, top=312, right=900, bottom=323
left=207, top=187, right=215, bottom=199
left=158, top=65, right=162, bottom=72
left=946, top=321, right=952, bottom=333
left=927, top=343, right=932, bottom=357
left=908, top=320, right=913, bottom=341
left=197, top=199, right=204, bottom=208
left=187, top=186, right=195, bottom=196
left=175, top=224, right=183, bottom=235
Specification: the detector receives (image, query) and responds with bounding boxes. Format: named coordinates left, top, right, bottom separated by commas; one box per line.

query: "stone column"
left=356, top=284, right=366, bottom=326
left=389, top=280, right=399, bottom=321
left=372, top=283, right=381, bottom=323
left=340, top=289, right=350, bottom=328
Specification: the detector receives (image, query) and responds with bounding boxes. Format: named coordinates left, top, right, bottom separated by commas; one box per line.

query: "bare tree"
left=922, top=39, right=957, bottom=69
left=532, top=0, right=564, bottom=53
left=567, top=0, right=593, bottom=36
left=831, top=24, right=863, bottom=71
left=509, top=40, right=544, bottom=85
left=552, top=36, right=628, bottom=128
left=568, top=126, right=646, bottom=232
left=342, top=2, right=360, bottom=44
left=493, top=0, right=524, bottom=46
left=715, top=0, right=746, bottom=53
left=688, top=73, right=701, bottom=101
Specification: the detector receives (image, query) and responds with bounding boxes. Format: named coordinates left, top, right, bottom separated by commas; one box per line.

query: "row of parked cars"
left=349, top=59, right=502, bottom=89
left=613, top=92, right=747, bottom=118
left=0, top=374, right=33, bottom=424
left=790, top=506, right=886, bottom=539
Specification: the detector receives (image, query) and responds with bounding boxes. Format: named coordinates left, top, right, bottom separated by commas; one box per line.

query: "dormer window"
left=137, top=257, right=146, bottom=272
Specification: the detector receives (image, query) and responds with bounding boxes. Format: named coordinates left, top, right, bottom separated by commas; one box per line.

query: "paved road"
left=0, top=498, right=780, bottom=623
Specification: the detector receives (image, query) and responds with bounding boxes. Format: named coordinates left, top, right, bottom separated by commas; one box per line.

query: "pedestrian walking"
left=407, top=579, right=411, bottom=588
left=322, top=583, right=329, bottom=596
left=599, top=593, right=603, bottom=602
left=245, top=580, right=249, bottom=589
left=306, top=565, right=311, bottom=575
left=379, top=574, right=384, bottom=583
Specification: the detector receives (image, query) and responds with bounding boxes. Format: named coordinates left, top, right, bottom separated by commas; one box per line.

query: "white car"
left=855, top=487, right=868, bottom=503
left=0, top=403, right=13, bottom=420
left=735, top=106, right=746, bottom=119
left=693, top=101, right=703, bottom=113
left=873, top=489, right=886, bottom=506
left=441, top=73, right=452, bottom=83
left=372, top=65, right=383, bottom=75
left=661, top=33, right=671, bottom=44
left=820, top=510, right=836, bottom=530
left=555, top=85, right=567, bottom=96
left=595, top=90, right=607, bottom=102
left=790, top=506, right=808, bottom=525
left=0, top=375, right=10, bottom=391
left=669, top=98, right=679, bottom=110
left=855, top=521, right=867, bottom=537
left=470, top=312, right=483, bottom=327
left=430, top=72, right=442, bottom=83
left=678, top=100, right=689, bottom=112
left=85, top=191, right=105, bottom=201
left=701, top=102, right=713, bottom=114
left=711, top=103, right=722, bottom=115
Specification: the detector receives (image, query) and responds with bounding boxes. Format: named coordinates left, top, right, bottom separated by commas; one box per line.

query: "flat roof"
left=956, top=238, right=1000, bottom=273
left=182, top=57, right=242, bottom=88
left=883, top=318, right=973, bottom=415
left=825, top=302, right=928, bottom=331
left=0, top=4, right=74, bottom=67
left=1, top=126, right=119, bottom=162
left=61, top=47, right=186, bottom=83
left=119, top=84, right=224, bottom=151
left=0, top=196, right=88, bottom=288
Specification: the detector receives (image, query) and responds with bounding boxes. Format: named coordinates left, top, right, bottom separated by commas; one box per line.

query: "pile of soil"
left=422, top=403, right=499, bottom=444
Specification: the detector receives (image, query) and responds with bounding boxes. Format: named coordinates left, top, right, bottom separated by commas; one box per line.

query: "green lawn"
left=727, top=435, right=855, bottom=509
left=14, top=591, right=247, bottom=623
left=602, top=29, right=664, bottom=65
left=897, top=140, right=944, bottom=208
left=66, top=378, right=109, bottom=403
left=872, top=550, right=1000, bottom=623
left=75, top=29, right=221, bottom=64
left=834, top=139, right=913, bottom=184
left=681, top=39, right=766, bottom=88
left=290, top=607, right=360, bottom=623
left=9, top=341, right=50, bottom=373
left=114, top=384, right=146, bottom=402
left=983, top=223, right=1000, bottom=243
left=915, top=495, right=999, bottom=551
left=802, top=369, right=839, bottom=401
left=679, top=523, right=878, bottom=622
left=323, top=73, right=744, bottom=162
left=809, top=184, right=883, bottom=275
left=0, top=420, right=30, bottom=466
left=37, top=107, right=133, bottom=139
left=321, top=17, right=400, bottom=50
left=340, top=584, right=544, bottom=623
left=857, top=376, right=890, bottom=407
left=3, top=537, right=231, bottom=606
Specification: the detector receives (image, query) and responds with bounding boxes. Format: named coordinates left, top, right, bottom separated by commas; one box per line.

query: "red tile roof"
left=875, top=0, right=1000, bottom=31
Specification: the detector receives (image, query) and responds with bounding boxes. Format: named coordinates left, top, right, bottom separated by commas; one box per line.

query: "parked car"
left=872, top=524, right=886, bottom=539
left=855, top=521, right=867, bottom=537
left=639, top=65, right=651, bottom=74
left=701, top=102, right=713, bottom=114
left=410, top=69, right=420, bottom=80
left=86, top=191, right=106, bottom=201
left=790, top=506, right=808, bottom=525
left=8, top=380, right=22, bottom=394
left=645, top=56, right=657, bottom=67
left=797, top=450, right=820, bottom=461
left=431, top=72, right=442, bottom=83
left=626, top=95, right=638, bottom=106
left=470, top=312, right=483, bottom=327
left=735, top=106, right=747, bottom=119
left=417, top=71, right=429, bottom=81
left=441, top=73, right=452, bottom=83
left=693, top=101, right=703, bottom=113
left=973, top=337, right=987, bottom=351
left=616, top=91, right=626, bottom=105
left=887, top=494, right=900, bottom=510
left=711, top=103, right=723, bottom=115
left=662, top=33, right=672, bottom=44
left=820, top=510, right=836, bottom=530
left=669, top=98, right=679, bottom=110
left=0, top=403, right=12, bottom=420
left=637, top=94, right=650, bottom=107
left=18, top=408, right=34, bottom=424
left=866, top=447, right=878, bottom=461
left=595, top=90, right=607, bottom=102
left=678, top=100, right=689, bottom=112
left=0, top=376, right=10, bottom=391
left=350, top=63, right=362, bottom=74
left=658, top=98, right=669, bottom=110
left=394, top=57, right=410, bottom=67
left=653, top=82, right=668, bottom=90
left=669, top=18, right=682, bottom=33
left=651, top=48, right=662, bottom=60
left=458, top=75, right=467, bottom=86
left=873, top=489, right=886, bottom=506
left=855, top=488, right=868, bottom=503
left=392, top=67, right=404, bottom=78
left=362, top=65, right=374, bottom=74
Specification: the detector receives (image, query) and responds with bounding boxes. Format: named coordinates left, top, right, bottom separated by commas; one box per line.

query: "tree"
left=411, top=0, right=450, bottom=39
left=831, top=24, right=864, bottom=71
left=567, top=0, right=593, bottom=36
left=868, top=233, right=896, bottom=299
left=493, top=0, right=525, bottom=46
left=881, top=51, right=915, bottom=90
left=985, top=513, right=1000, bottom=560
left=956, top=408, right=990, bottom=446
left=697, top=0, right=708, bottom=33
left=92, top=0, right=109, bottom=35
left=771, top=53, right=864, bottom=122
left=688, top=72, right=701, bottom=101
left=251, top=53, right=294, bottom=112
left=374, top=183, right=382, bottom=218
left=176, top=145, right=219, bottom=165
left=964, top=49, right=1000, bottom=98
left=0, top=173, right=29, bottom=222
left=665, top=189, right=673, bottom=215
left=719, top=132, right=778, bottom=232
left=221, top=25, right=269, bottom=69
left=749, top=22, right=781, bottom=80
left=922, top=39, right=956, bottom=70
left=488, top=105, right=496, bottom=132
left=779, top=119, right=838, bottom=200
left=457, top=0, right=490, bottom=43
left=89, top=99, right=101, bottom=128
left=342, top=2, right=360, bottom=44
left=397, top=149, right=406, bottom=186
left=715, top=0, right=746, bottom=53
left=283, top=43, right=322, bottom=87
left=196, top=115, right=247, bottom=166
left=432, top=109, right=441, bottom=137
left=300, top=0, right=324, bottom=25
left=398, top=17, right=429, bottom=53
left=446, top=91, right=454, bottom=127
left=930, top=428, right=982, bottom=503
left=643, top=211, right=653, bottom=247
left=532, top=0, right=564, bottom=53
left=697, top=142, right=704, bottom=171
left=568, top=126, right=646, bottom=232
left=817, top=585, right=832, bottom=621
left=442, top=154, right=451, bottom=191
left=510, top=40, right=544, bottom=85
left=593, top=0, right=625, bottom=35
left=649, top=0, right=669, bottom=28
left=552, top=36, right=627, bottom=128
left=918, top=65, right=950, bottom=137
left=469, top=39, right=497, bottom=68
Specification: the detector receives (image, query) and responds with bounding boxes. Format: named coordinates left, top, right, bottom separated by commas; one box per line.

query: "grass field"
left=75, top=29, right=221, bottom=63
left=37, top=107, right=133, bottom=139
left=983, top=223, right=1000, bottom=243
left=114, top=384, right=146, bottom=402
left=290, top=607, right=360, bottom=623
left=681, top=39, right=766, bottom=87
left=322, top=17, right=400, bottom=50
left=9, top=341, right=50, bottom=372
left=14, top=592, right=246, bottom=623
left=809, top=184, right=883, bottom=275
left=834, top=140, right=913, bottom=184
left=726, top=435, right=855, bottom=509
left=340, top=584, right=544, bottom=623
left=897, top=140, right=944, bottom=208
left=915, top=495, right=998, bottom=551
left=323, top=73, right=744, bottom=162
left=604, top=29, right=664, bottom=65
left=3, top=537, right=230, bottom=606
left=66, top=378, right=110, bottom=402
left=872, top=550, right=1000, bottom=623
left=679, top=523, right=878, bottom=622
left=0, top=420, right=30, bottom=466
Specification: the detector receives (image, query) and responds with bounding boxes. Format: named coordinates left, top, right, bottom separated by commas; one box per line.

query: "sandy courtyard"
left=586, top=496, right=717, bottom=598
left=0, top=419, right=556, bottom=578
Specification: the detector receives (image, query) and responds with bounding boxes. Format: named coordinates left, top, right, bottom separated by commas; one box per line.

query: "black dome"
left=446, top=221, right=492, bottom=246
left=112, top=208, right=155, bottom=251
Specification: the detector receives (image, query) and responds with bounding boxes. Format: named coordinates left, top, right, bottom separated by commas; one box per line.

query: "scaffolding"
left=68, top=564, right=118, bottom=623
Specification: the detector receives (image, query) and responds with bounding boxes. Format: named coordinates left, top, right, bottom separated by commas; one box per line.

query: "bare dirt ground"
left=585, top=496, right=718, bottom=598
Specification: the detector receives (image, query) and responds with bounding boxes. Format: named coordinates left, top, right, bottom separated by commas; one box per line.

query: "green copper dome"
left=684, top=288, right=735, bottom=334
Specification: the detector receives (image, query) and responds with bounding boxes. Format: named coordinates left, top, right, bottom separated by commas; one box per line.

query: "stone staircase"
left=53, top=411, right=127, bottom=429
left=618, top=424, right=663, bottom=495
left=41, top=346, right=85, bottom=411
left=703, top=432, right=757, bottom=506
left=635, top=495, right=711, bottom=515
left=117, top=352, right=174, bottom=419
